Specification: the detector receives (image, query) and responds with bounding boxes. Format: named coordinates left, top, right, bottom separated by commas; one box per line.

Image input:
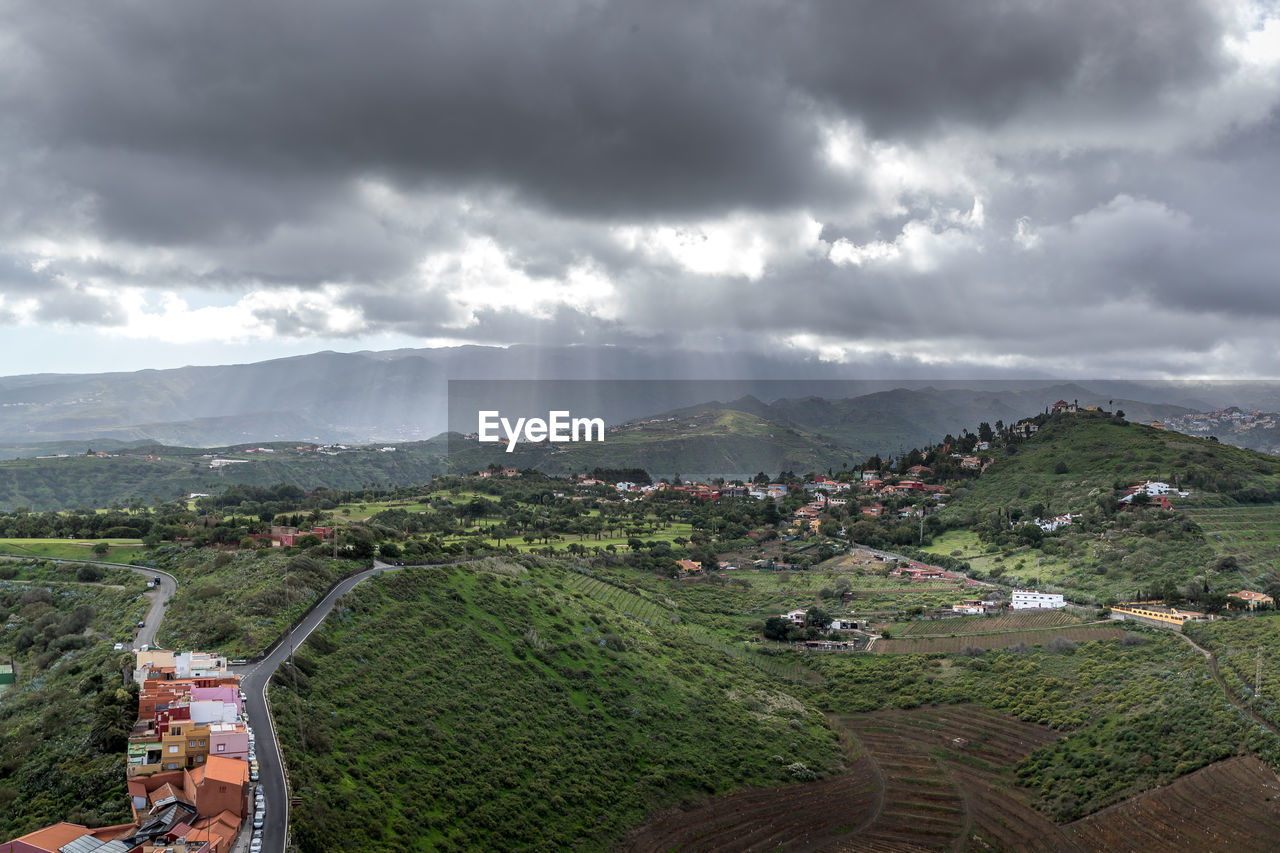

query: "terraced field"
left=620, top=757, right=881, bottom=853
left=877, top=624, right=1123, bottom=654
left=624, top=703, right=1280, bottom=852
left=1187, top=505, right=1280, bottom=578
left=1065, top=755, right=1280, bottom=851
left=895, top=611, right=1079, bottom=637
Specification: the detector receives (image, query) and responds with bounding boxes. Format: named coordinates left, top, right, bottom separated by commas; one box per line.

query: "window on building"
left=168, top=745, right=179, bottom=753
left=217, top=744, right=225, bottom=752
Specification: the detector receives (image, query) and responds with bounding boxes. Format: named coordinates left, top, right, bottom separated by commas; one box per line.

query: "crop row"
left=877, top=624, right=1123, bottom=654
left=895, top=610, right=1078, bottom=637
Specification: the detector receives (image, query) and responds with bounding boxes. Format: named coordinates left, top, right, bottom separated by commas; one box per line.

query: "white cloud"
left=418, top=236, right=620, bottom=327
left=613, top=212, right=823, bottom=281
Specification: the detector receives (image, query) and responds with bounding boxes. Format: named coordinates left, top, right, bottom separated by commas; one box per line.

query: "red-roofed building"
left=3, top=822, right=96, bottom=853
left=1229, top=590, right=1275, bottom=610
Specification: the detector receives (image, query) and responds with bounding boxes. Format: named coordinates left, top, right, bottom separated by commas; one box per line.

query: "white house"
left=1011, top=589, right=1065, bottom=609
left=783, top=608, right=807, bottom=627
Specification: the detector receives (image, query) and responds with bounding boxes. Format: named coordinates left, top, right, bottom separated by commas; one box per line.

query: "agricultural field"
left=1186, top=504, right=1280, bottom=582
left=1187, top=611, right=1280, bottom=732
left=876, top=624, right=1123, bottom=655
left=832, top=705, right=1061, bottom=851
left=1063, top=755, right=1280, bottom=851
left=624, top=701, right=1280, bottom=852
left=0, top=538, right=145, bottom=561
left=811, top=630, right=1280, bottom=821
left=621, top=756, right=881, bottom=852
left=893, top=611, right=1080, bottom=637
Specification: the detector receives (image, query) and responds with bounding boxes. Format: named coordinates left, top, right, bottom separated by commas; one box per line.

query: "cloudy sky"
left=3, top=0, right=1280, bottom=377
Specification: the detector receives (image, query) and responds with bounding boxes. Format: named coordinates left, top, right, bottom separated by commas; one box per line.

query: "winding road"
left=5, top=551, right=405, bottom=852
left=231, top=561, right=401, bottom=853
left=0, top=556, right=177, bottom=648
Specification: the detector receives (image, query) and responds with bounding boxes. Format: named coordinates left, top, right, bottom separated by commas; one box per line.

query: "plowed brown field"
left=620, top=706, right=1280, bottom=852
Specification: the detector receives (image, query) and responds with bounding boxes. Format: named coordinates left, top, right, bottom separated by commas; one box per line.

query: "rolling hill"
left=947, top=411, right=1280, bottom=517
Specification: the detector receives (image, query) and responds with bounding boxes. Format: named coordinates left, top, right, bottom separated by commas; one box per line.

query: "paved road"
left=232, top=561, right=401, bottom=853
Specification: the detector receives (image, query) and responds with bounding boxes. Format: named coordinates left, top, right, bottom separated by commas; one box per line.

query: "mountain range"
left=4, top=344, right=1275, bottom=453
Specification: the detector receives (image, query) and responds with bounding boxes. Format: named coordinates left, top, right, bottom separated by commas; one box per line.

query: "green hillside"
left=949, top=411, right=1280, bottom=516
left=449, top=408, right=854, bottom=479
left=0, top=440, right=449, bottom=511
left=269, top=562, right=843, bottom=851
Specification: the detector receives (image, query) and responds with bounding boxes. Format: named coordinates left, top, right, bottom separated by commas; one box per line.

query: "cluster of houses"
left=4, top=651, right=262, bottom=853
left=1162, top=407, right=1278, bottom=436
left=1117, top=480, right=1190, bottom=509
left=247, top=524, right=334, bottom=548
left=1110, top=590, right=1274, bottom=629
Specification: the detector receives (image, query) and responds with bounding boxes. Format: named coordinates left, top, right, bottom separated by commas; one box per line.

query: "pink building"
left=208, top=722, right=250, bottom=760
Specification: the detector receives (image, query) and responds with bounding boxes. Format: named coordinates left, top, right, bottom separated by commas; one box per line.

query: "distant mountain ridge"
left=0, top=344, right=1273, bottom=450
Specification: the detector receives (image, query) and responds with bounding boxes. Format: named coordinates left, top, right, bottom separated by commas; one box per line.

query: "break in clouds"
left=2, top=0, right=1280, bottom=375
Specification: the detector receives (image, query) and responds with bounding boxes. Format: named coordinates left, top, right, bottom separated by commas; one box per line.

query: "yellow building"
left=160, top=722, right=211, bottom=771
left=1110, top=604, right=1205, bottom=628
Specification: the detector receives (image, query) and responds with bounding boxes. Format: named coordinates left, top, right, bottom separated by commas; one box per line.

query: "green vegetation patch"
left=270, top=563, right=842, bottom=852
left=1188, top=612, right=1280, bottom=732
left=155, top=547, right=352, bottom=656
left=808, top=631, right=1279, bottom=822
left=0, top=568, right=141, bottom=837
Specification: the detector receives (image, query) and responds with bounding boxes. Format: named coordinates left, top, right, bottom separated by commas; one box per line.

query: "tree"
left=805, top=606, right=833, bottom=629
left=91, top=542, right=110, bottom=557
left=379, top=542, right=401, bottom=559
left=978, top=422, right=994, bottom=443
left=763, top=616, right=791, bottom=641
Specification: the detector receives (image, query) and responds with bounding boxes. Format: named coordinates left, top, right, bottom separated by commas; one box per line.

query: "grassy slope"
left=448, top=408, right=853, bottom=479
left=1188, top=612, right=1280, bottom=733
left=949, top=412, right=1280, bottom=516
left=269, top=562, right=843, bottom=852
left=933, top=413, right=1280, bottom=602
left=153, top=547, right=358, bottom=657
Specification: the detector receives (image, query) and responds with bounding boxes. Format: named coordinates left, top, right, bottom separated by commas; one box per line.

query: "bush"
left=1047, top=636, right=1078, bottom=654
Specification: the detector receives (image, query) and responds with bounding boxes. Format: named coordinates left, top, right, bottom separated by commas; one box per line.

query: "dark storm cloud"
left=2, top=0, right=1231, bottom=226
left=0, top=0, right=1277, bottom=378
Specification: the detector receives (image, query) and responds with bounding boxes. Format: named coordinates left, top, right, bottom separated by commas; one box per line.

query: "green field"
left=893, top=610, right=1079, bottom=637
left=877, top=624, right=1122, bottom=654
left=269, top=562, right=842, bottom=851
left=1187, top=612, right=1280, bottom=733
left=1186, top=505, right=1280, bottom=581
left=0, top=538, right=145, bottom=561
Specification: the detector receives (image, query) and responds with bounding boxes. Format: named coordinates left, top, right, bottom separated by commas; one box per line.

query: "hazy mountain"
left=0, top=345, right=1270, bottom=450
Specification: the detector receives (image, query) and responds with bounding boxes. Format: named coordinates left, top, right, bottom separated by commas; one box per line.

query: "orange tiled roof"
left=11, top=822, right=92, bottom=851
left=203, top=754, right=248, bottom=786
left=151, top=782, right=182, bottom=805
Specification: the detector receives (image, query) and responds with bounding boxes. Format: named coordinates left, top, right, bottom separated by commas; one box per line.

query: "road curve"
left=232, top=561, right=402, bottom=853
left=0, top=555, right=176, bottom=648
